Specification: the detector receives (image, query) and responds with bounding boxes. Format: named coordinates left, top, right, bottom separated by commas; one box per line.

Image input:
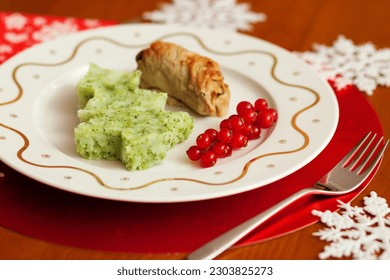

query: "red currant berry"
left=204, top=128, right=218, bottom=142
left=225, top=145, right=233, bottom=157
left=219, top=118, right=232, bottom=130
left=230, top=133, right=248, bottom=149
left=239, top=108, right=257, bottom=124
left=248, top=125, right=261, bottom=140
left=186, top=145, right=203, bottom=161
left=229, top=115, right=245, bottom=132
left=241, top=123, right=254, bottom=136
left=268, top=108, right=278, bottom=122
left=254, top=98, right=268, bottom=112
left=196, top=133, right=212, bottom=150
left=200, top=151, right=217, bottom=168
left=212, top=141, right=229, bottom=158
left=236, top=101, right=254, bottom=115
left=217, top=128, right=233, bottom=144
left=256, top=111, right=274, bottom=128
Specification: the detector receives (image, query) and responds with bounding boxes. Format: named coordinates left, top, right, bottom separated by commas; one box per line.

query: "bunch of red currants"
left=186, top=98, right=278, bottom=167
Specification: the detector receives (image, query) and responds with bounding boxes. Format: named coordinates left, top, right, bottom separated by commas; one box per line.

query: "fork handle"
left=187, top=188, right=311, bottom=260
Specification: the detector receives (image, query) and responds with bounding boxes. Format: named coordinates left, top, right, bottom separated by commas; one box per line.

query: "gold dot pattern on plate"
left=279, top=139, right=287, bottom=144
left=267, top=164, right=275, bottom=168
left=292, top=71, right=301, bottom=75
left=95, top=48, right=102, bottom=54
left=134, top=32, right=141, bottom=37
left=41, top=154, right=51, bottom=159
left=312, top=119, right=321, bottom=123
left=0, top=136, right=6, bottom=140
left=33, top=74, right=40, bottom=79
left=170, top=187, right=178, bottom=192
left=120, top=177, right=131, bottom=181
left=214, top=171, right=223, bottom=175
left=9, top=113, right=18, bottom=118
left=289, top=97, right=297, bottom=102
left=49, top=50, right=56, bottom=55
left=64, top=176, right=72, bottom=180
left=248, top=61, right=256, bottom=66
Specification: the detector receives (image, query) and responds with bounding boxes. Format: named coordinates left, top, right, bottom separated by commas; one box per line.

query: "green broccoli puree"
left=74, top=64, right=194, bottom=170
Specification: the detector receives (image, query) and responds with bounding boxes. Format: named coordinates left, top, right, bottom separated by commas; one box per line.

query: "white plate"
left=0, top=24, right=338, bottom=203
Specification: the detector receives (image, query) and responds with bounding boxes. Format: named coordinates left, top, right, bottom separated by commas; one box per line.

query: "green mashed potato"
left=74, top=64, right=194, bottom=170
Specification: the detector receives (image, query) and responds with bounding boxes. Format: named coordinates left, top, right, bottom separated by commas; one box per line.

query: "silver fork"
left=187, top=132, right=389, bottom=260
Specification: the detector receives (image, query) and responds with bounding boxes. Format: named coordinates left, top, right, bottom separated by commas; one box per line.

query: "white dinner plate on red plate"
left=0, top=24, right=338, bottom=202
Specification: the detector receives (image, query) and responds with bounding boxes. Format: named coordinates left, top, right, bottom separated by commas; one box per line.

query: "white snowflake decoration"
left=4, top=32, right=28, bottom=44
left=83, top=19, right=101, bottom=28
left=312, top=191, right=390, bottom=260
left=33, top=17, right=47, bottom=26
left=4, top=13, right=27, bottom=30
left=32, top=19, right=79, bottom=42
left=297, top=35, right=390, bottom=95
left=143, top=0, right=266, bottom=31
left=0, top=44, right=12, bottom=54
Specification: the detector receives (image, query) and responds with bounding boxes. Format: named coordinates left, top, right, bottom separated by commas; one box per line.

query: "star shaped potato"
left=74, top=64, right=194, bottom=170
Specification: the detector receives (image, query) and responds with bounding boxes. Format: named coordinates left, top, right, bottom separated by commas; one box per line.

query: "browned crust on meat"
left=136, top=41, right=230, bottom=116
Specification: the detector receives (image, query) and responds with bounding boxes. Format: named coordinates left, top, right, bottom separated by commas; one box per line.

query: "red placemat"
left=0, top=82, right=383, bottom=253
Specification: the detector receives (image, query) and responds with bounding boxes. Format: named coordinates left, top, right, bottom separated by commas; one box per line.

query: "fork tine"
left=340, top=132, right=372, bottom=168
left=358, top=138, right=389, bottom=176
left=356, top=135, right=383, bottom=172
left=349, top=132, right=377, bottom=170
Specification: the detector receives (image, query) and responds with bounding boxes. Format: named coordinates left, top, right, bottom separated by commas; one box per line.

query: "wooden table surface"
left=0, top=0, right=389, bottom=260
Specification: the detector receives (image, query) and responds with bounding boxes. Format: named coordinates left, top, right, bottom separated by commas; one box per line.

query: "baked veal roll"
left=136, top=41, right=230, bottom=116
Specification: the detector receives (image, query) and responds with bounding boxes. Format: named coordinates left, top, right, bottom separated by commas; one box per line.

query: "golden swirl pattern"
left=0, top=31, right=320, bottom=191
